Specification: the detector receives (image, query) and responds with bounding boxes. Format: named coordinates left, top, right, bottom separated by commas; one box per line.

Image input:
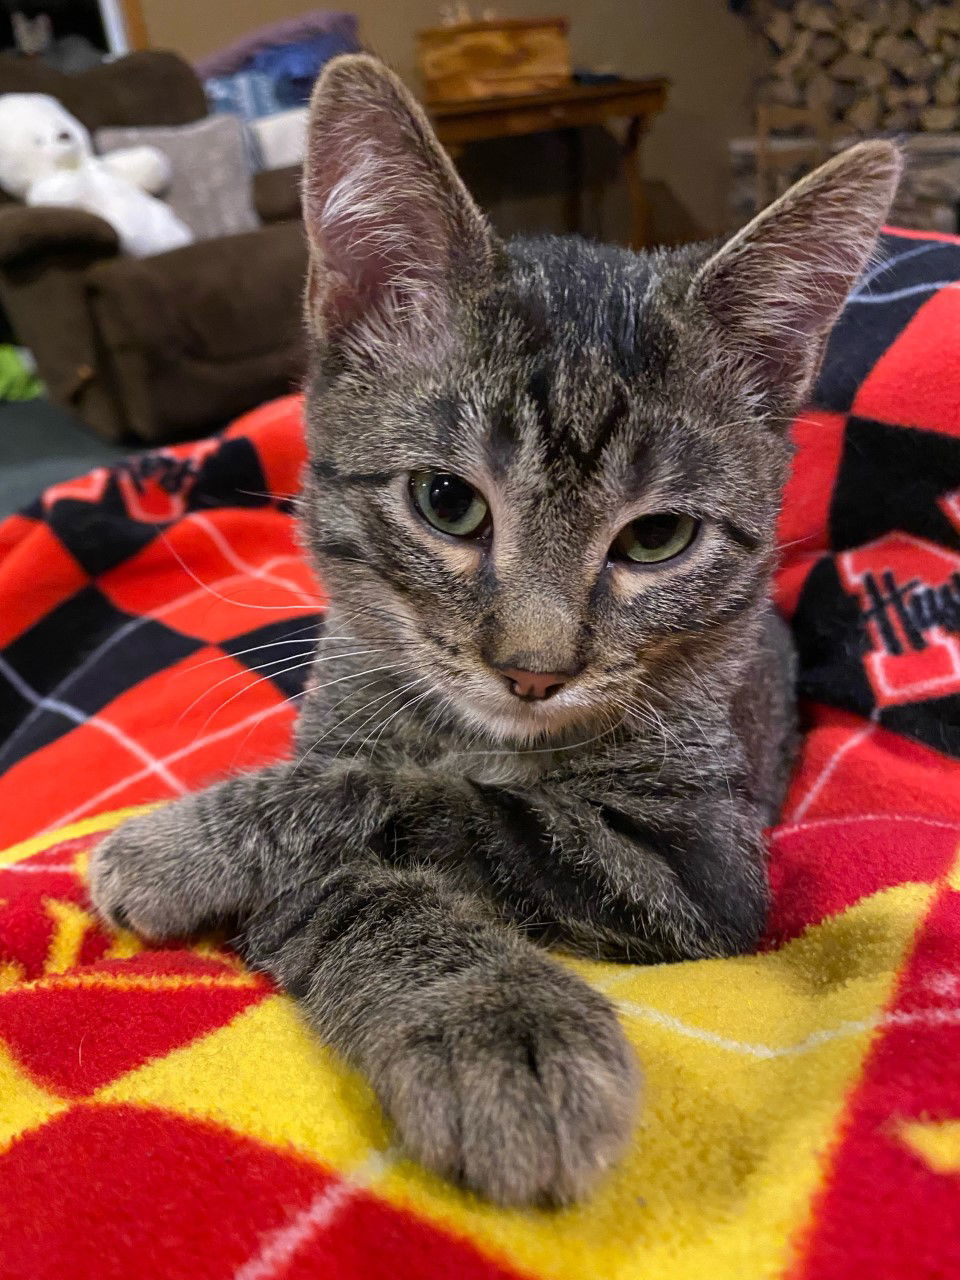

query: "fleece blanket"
left=0, top=226, right=959, bottom=1279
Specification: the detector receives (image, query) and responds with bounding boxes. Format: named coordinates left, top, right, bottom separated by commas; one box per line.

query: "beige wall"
left=140, top=0, right=760, bottom=236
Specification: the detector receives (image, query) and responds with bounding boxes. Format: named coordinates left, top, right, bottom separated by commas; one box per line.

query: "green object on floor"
left=0, top=346, right=43, bottom=401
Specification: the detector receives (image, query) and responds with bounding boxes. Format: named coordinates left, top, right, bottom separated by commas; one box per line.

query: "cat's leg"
left=88, top=767, right=292, bottom=939
left=464, top=780, right=771, bottom=964
left=241, top=859, right=639, bottom=1207
left=89, top=766, right=639, bottom=1206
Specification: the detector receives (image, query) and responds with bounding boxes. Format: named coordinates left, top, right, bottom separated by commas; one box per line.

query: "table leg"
left=623, top=116, right=651, bottom=250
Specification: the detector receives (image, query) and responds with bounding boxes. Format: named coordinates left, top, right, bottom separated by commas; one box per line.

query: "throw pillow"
left=248, top=107, right=308, bottom=171
left=96, top=113, right=259, bottom=242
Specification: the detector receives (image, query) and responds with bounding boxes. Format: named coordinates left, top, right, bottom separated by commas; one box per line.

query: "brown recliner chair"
left=0, top=51, right=308, bottom=443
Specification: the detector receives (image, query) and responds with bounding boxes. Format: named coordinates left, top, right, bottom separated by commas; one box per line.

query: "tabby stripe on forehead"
left=432, top=392, right=463, bottom=449
left=311, top=459, right=395, bottom=487
left=486, top=404, right=521, bottom=470
left=530, top=373, right=630, bottom=476
left=527, top=368, right=565, bottom=474
left=582, top=386, right=631, bottom=473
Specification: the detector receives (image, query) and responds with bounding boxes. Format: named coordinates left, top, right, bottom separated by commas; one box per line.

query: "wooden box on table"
left=417, top=17, right=571, bottom=104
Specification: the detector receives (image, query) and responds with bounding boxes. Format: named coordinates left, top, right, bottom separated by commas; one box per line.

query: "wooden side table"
left=427, top=77, right=670, bottom=249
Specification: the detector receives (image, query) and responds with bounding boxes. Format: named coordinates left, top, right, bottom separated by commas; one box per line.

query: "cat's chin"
left=458, top=690, right=598, bottom=749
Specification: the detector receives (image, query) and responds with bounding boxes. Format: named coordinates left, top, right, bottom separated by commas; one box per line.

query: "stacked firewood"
left=749, top=1, right=960, bottom=133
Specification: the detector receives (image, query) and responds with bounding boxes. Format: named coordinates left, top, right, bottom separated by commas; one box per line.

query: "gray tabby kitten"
left=90, top=57, right=900, bottom=1206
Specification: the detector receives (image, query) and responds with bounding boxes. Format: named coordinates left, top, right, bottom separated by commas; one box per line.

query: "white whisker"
left=158, top=531, right=324, bottom=614
left=176, top=648, right=387, bottom=727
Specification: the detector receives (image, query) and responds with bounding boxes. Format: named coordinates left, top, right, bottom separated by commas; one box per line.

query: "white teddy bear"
left=0, top=93, right=193, bottom=257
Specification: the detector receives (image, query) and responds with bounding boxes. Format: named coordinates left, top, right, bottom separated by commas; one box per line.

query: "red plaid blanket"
left=0, top=228, right=958, bottom=1279
left=0, top=395, right=320, bottom=840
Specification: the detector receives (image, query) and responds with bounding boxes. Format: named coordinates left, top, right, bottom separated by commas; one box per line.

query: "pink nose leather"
left=500, top=667, right=570, bottom=701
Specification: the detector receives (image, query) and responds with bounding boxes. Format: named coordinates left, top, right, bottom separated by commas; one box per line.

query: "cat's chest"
left=441, top=751, right=555, bottom=789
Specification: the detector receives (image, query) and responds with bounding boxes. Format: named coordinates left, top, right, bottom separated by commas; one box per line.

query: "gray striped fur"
left=90, top=57, right=900, bottom=1206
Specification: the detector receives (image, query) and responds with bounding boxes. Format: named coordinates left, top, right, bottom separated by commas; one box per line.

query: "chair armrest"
left=0, top=205, right=120, bottom=266
left=253, top=165, right=302, bottom=224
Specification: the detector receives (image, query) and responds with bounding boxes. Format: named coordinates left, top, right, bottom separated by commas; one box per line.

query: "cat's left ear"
left=302, top=55, right=496, bottom=366
left=691, top=140, right=902, bottom=402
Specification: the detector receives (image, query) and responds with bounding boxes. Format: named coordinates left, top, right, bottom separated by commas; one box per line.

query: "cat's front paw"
left=88, top=811, right=211, bottom=941
left=377, top=960, right=639, bottom=1207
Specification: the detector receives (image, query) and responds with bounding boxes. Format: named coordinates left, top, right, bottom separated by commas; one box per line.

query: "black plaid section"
left=791, top=557, right=876, bottom=719
left=222, top=614, right=323, bottom=698
left=2, top=587, right=131, bottom=700
left=47, top=491, right=159, bottom=577
left=0, top=586, right=201, bottom=767
left=65, top=619, right=202, bottom=716
left=814, top=232, right=960, bottom=415
left=40, top=439, right=275, bottom=583
left=791, top=408, right=960, bottom=760
left=0, top=585, right=129, bottom=761
left=830, top=417, right=960, bottom=553
left=881, top=694, right=960, bottom=760
left=189, top=437, right=273, bottom=512
left=0, top=679, right=30, bottom=747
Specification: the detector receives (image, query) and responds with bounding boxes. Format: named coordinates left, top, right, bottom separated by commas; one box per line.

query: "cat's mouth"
left=459, top=675, right=600, bottom=746
left=424, top=648, right=604, bottom=745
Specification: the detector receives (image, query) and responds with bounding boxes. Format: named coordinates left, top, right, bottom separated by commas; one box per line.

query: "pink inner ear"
left=303, top=114, right=453, bottom=344
left=301, top=59, right=493, bottom=356
left=696, top=142, right=900, bottom=396
left=700, top=209, right=888, bottom=394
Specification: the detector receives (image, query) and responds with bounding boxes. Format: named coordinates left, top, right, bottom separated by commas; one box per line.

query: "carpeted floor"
left=0, top=399, right=141, bottom=518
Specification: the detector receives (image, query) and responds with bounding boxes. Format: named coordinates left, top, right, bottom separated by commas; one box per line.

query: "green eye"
left=410, top=471, right=490, bottom=539
left=612, top=513, right=699, bottom=565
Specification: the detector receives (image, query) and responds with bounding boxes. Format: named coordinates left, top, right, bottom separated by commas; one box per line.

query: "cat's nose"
left=499, top=667, right=571, bottom=701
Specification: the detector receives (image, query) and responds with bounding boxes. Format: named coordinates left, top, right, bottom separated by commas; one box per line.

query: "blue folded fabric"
left=248, top=32, right=361, bottom=107
left=205, top=71, right=282, bottom=122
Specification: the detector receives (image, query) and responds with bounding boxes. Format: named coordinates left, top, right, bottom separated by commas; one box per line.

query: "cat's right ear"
left=302, top=55, right=496, bottom=366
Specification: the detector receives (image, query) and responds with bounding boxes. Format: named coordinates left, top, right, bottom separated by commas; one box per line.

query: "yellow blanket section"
left=0, top=810, right=936, bottom=1280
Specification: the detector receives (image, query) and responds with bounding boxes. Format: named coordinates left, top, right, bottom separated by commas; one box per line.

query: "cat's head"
left=300, top=55, right=899, bottom=746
